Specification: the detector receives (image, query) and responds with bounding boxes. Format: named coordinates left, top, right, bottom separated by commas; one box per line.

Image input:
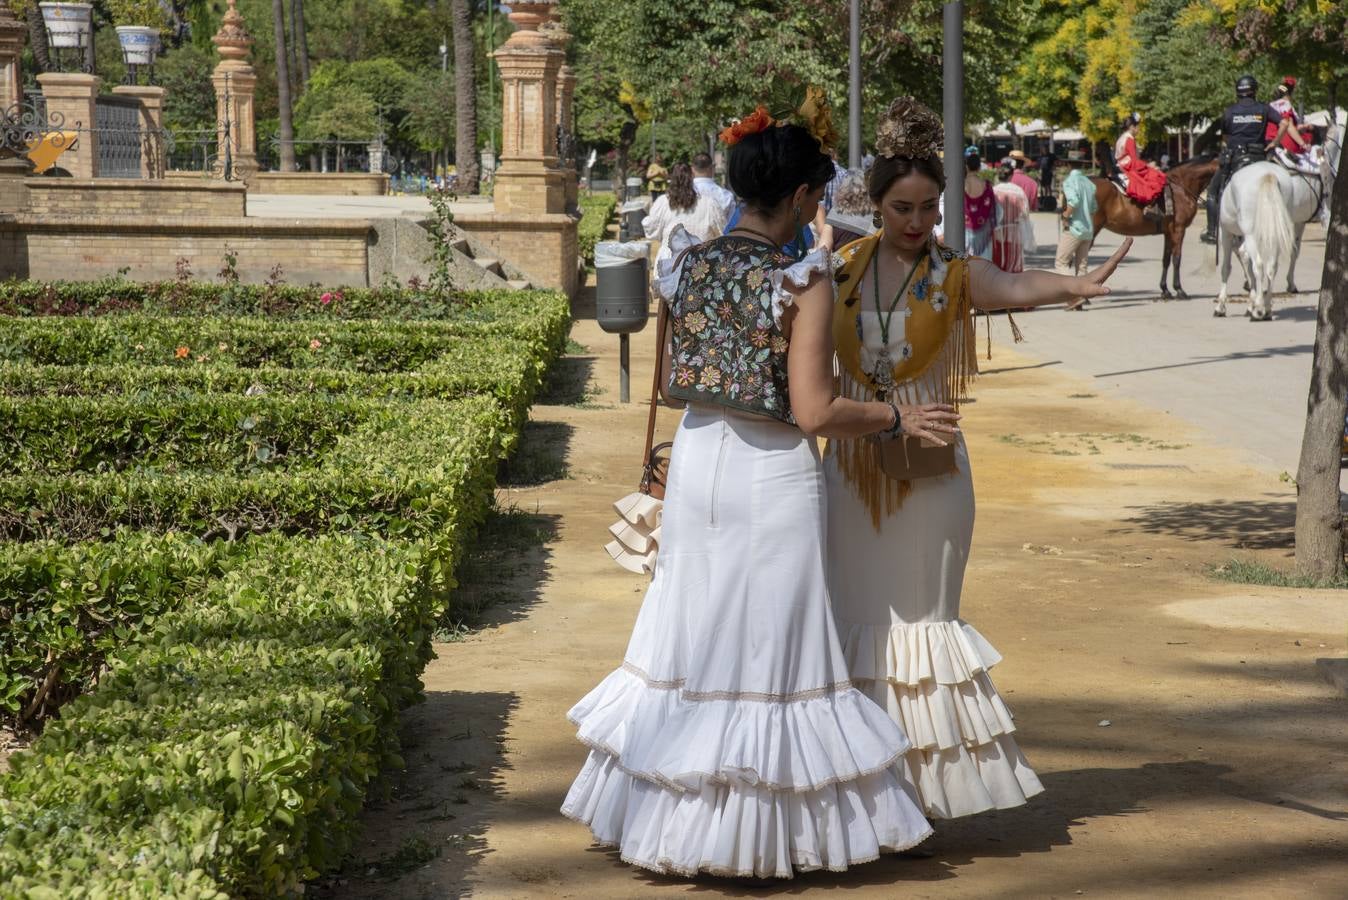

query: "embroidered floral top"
left=654, top=226, right=831, bottom=425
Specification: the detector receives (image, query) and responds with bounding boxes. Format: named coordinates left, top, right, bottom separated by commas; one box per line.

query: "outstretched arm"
left=969, top=238, right=1133, bottom=311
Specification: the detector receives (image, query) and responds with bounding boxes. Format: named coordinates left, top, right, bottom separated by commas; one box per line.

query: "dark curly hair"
left=728, top=124, right=834, bottom=213
left=666, top=163, right=698, bottom=212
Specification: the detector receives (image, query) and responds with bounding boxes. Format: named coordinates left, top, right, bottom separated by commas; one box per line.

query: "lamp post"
left=221, top=70, right=233, bottom=182
left=848, top=0, right=861, bottom=170
left=942, top=1, right=965, bottom=253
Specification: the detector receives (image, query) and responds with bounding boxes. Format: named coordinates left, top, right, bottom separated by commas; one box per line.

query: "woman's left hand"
left=1067, top=238, right=1133, bottom=309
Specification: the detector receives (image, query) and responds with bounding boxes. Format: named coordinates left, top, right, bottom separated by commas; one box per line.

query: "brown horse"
left=1089, top=157, right=1218, bottom=299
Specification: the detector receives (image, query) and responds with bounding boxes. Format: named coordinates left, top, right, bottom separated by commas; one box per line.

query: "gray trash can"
left=594, top=241, right=650, bottom=335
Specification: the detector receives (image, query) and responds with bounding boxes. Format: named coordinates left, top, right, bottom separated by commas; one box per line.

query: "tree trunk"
left=287, top=0, right=300, bottom=95
left=272, top=0, right=296, bottom=171
left=294, top=0, right=312, bottom=85
left=25, top=5, right=49, bottom=76
left=1293, top=157, right=1348, bottom=581
left=450, top=0, right=479, bottom=192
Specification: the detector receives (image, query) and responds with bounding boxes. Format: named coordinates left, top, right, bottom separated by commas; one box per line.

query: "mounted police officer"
left=1201, top=74, right=1283, bottom=244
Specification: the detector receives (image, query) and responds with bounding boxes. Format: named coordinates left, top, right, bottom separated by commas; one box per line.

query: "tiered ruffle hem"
left=840, top=618, right=1044, bottom=819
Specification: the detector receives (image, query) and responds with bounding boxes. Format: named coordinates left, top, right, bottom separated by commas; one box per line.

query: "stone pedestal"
left=36, top=72, right=99, bottom=178
left=492, top=3, right=565, bottom=215
left=212, top=0, right=258, bottom=182
left=0, top=6, right=25, bottom=111
left=0, top=154, right=32, bottom=214
left=111, top=85, right=166, bottom=178
left=367, top=141, right=385, bottom=174
left=543, top=20, right=580, bottom=215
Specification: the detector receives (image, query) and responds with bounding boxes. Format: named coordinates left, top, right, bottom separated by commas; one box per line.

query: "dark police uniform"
left=1204, top=98, right=1283, bottom=237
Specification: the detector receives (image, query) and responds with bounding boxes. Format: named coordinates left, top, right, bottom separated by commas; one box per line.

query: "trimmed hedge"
left=0, top=394, right=508, bottom=543
left=578, top=192, right=617, bottom=265
left=0, top=532, right=452, bottom=897
left=0, top=280, right=566, bottom=324
left=0, top=395, right=371, bottom=476
left=0, top=282, right=571, bottom=896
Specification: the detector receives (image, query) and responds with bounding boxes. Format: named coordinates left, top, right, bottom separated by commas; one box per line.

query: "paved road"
left=1000, top=213, right=1331, bottom=475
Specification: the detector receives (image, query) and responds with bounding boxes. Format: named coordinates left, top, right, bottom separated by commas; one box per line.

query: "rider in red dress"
left=1114, top=113, right=1166, bottom=208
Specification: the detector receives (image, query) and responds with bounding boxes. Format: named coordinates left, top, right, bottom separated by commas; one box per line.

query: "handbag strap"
left=642, top=241, right=698, bottom=465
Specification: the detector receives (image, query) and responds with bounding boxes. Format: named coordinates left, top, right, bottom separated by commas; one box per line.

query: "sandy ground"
left=325, top=289, right=1348, bottom=899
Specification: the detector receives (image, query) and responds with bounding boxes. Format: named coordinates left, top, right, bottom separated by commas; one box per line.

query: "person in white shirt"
left=690, top=152, right=736, bottom=219
left=643, top=162, right=729, bottom=246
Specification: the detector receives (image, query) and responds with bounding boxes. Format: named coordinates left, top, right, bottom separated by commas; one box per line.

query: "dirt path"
left=328, top=308, right=1347, bottom=900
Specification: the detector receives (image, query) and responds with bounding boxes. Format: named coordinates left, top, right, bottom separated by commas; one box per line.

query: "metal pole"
left=942, top=1, right=965, bottom=253
left=848, top=0, right=862, bottom=169
left=488, top=3, right=497, bottom=157
left=619, top=334, right=631, bottom=403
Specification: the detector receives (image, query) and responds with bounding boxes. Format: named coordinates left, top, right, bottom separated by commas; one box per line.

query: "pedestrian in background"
left=1055, top=167, right=1097, bottom=278
left=691, top=151, right=735, bottom=219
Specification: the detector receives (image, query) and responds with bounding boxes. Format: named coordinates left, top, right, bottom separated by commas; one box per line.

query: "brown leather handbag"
left=874, top=434, right=957, bottom=481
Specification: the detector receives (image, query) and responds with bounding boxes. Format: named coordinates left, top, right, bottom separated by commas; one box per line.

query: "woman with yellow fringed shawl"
left=825, top=98, right=1132, bottom=822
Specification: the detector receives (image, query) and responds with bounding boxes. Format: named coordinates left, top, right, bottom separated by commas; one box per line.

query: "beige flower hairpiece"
left=875, top=96, right=944, bottom=160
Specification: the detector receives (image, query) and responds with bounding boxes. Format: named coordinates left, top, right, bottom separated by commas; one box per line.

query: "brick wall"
left=22, top=179, right=247, bottom=218
left=250, top=173, right=389, bottom=196
left=0, top=216, right=372, bottom=286
left=453, top=209, right=579, bottom=295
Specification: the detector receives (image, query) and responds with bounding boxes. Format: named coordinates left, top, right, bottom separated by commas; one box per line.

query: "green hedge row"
left=0, top=394, right=372, bottom=476
left=1, top=394, right=506, bottom=720
left=0, top=531, right=455, bottom=897
left=0, top=394, right=507, bottom=543
left=578, top=192, right=617, bottom=265
left=0, top=313, right=550, bottom=374
left=0, top=279, right=565, bottom=324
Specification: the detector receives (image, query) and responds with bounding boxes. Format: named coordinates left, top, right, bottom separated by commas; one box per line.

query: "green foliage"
left=578, top=192, right=616, bottom=265
left=424, top=185, right=458, bottom=297
left=401, top=68, right=457, bottom=153
left=158, top=43, right=218, bottom=132
left=106, top=0, right=169, bottom=27
left=0, top=279, right=571, bottom=893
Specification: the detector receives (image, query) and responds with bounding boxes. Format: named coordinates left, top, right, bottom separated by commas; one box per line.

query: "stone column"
left=541, top=19, right=579, bottom=213
left=211, top=0, right=258, bottom=182
left=36, top=72, right=99, bottom=178
left=491, top=1, right=565, bottom=215
left=0, top=6, right=25, bottom=111
left=111, top=85, right=166, bottom=178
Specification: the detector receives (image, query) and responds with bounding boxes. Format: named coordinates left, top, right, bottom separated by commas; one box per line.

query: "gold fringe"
left=1007, top=309, right=1025, bottom=344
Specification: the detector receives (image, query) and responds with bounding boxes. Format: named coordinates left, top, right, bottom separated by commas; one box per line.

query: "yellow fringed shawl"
left=830, top=231, right=978, bottom=528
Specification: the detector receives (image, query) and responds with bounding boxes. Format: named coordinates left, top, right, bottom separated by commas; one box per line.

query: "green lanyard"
left=870, top=247, right=921, bottom=349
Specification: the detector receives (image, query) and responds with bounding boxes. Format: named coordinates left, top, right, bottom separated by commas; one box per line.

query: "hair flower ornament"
left=720, top=106, right=776, bottom=146
left=875, top=96, right=944, bottom=160
left=796, top=86, right=839, bottom=152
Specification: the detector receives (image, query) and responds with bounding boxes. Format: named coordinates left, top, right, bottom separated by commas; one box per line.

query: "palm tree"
left=25, top=6, right=50, bottom=74
left=451, top=0, right=479, bottom=192
left=272, top=0, right=295, bottom=171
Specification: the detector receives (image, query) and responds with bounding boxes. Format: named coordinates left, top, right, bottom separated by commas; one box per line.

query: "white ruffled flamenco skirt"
left=564, top=405, right=933, bottom=878
left=825, top=443, right=1045, bottom=820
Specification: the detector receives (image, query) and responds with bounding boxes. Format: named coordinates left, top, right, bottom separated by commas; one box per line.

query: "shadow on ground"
left=1115, top=496, right=1298, bottom=550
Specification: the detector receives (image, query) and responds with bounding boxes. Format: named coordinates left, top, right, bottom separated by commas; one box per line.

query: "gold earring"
left=793, top=205, right=802, bottom=224
left=872, top=212, right=883, bottom=228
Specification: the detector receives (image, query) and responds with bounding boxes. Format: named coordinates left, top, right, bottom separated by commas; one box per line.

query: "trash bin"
left=618, top=199, right=648, bottom=242
left=594, top=241, right=651, bottom=334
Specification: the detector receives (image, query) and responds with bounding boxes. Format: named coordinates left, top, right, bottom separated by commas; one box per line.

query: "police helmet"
left=1235, top=74, right=1257, bottom=98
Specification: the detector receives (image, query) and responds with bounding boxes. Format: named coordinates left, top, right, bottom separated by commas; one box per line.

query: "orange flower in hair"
left=720, top=106, right=775, bottom=146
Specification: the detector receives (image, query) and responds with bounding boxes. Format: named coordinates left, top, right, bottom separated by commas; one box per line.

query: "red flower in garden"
left=320, top=292, right=333, bottom=305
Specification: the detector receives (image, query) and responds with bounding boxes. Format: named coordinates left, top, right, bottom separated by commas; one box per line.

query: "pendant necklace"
left=869, top=248, right=920, bottom=400
left=729, top=225, right=782, bottom=248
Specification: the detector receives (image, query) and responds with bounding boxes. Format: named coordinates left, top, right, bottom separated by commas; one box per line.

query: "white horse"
left=1214, top=124, right=1342, bottom=320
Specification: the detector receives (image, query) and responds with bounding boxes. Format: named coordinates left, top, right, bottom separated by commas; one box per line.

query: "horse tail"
left=1251, top=171, right=1294, bottom=278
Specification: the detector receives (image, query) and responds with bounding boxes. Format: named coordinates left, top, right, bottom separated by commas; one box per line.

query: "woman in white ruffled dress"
left=825, top=98, right=1131, bottom=821
left=562, top=120, right=940, bottom=878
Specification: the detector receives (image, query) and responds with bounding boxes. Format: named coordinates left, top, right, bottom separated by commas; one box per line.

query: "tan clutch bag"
left=874, top=435, right=957, bottom=480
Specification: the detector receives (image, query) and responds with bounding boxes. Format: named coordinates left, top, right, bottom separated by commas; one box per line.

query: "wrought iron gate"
left=94, top=95, right=143, bottom=178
